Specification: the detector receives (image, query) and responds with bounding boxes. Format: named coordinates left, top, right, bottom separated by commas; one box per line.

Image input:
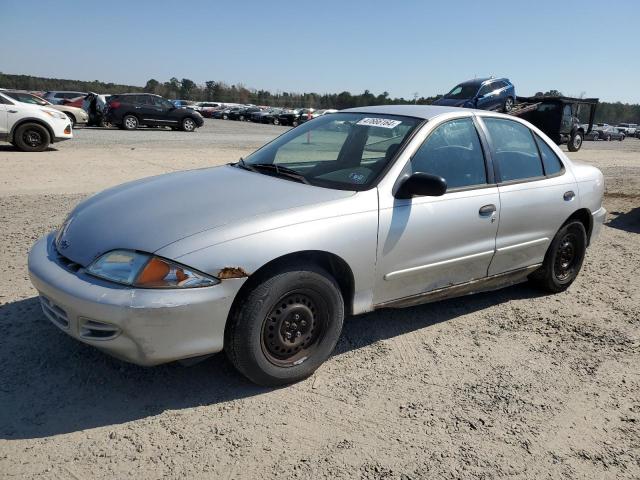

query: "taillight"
left=109, top=101, right=121, bottom=109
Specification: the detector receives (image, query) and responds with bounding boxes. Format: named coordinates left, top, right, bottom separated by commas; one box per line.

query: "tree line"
left=2, top=72, right=639, bottom=124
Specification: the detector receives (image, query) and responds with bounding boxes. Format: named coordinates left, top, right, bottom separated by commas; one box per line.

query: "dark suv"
left=105, top=94, right=204, bottom=131
left=433, top=77, right=516, bottom=112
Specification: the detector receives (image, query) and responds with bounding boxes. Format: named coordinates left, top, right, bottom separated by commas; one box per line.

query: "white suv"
left=0, top=91, right=73, bottom=151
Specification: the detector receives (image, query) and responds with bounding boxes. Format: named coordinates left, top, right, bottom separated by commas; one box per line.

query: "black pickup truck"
left=510, top=96, right=598, bottom=152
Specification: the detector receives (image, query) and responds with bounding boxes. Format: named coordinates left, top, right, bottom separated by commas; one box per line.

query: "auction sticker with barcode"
left=356, top=118, right=402, bottom=129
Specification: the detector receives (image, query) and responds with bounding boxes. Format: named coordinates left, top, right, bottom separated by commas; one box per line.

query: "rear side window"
left=410, top=118, right=487, bottom=189
left=483, top=118, right=544, bottom=182
left=534, top=134, right=564, bottom=175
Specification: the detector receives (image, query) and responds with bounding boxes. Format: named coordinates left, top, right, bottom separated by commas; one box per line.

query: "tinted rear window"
left=483, top=118, right=544, bottom=182
left=534, top=134, right=564, bottom=175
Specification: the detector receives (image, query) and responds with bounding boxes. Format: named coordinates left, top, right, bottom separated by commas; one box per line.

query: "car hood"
left=432, top=98, right=469, bottom=107
left=56, top=165, right=354, bottom=267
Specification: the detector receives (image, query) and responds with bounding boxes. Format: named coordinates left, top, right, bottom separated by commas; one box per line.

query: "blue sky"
left=1, top=0, right=639, bottom=103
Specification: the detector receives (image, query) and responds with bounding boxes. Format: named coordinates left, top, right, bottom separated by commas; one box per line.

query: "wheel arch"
left=564, top=208, right=593, bottom=245
left=9, top=118, right=55, bottom=143
left=227, top=250, right=356, bottom=326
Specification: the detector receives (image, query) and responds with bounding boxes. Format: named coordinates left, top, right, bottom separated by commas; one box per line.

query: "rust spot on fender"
left=218, top=267, right=249, bottom=280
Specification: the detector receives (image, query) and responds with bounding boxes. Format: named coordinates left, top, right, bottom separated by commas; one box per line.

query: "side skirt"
left=374, top=264, right=541, bottom=310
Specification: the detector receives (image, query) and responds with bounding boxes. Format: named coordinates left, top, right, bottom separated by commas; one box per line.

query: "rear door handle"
left=479, top=204, right=496, bottom=216
left=564, top=191, right=575, bottom=201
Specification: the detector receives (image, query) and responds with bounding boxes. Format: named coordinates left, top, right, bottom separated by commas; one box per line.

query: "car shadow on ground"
left=0, top=284, right=543, bottom=440
left=0, top=145, right=58, bottom=152
left=607, top=207, right=640, bottom=233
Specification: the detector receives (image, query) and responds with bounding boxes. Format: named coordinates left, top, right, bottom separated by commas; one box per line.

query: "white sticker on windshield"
left=356, top=117, right=402, bottom=129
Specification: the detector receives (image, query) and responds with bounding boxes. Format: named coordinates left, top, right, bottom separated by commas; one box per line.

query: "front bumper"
left=591, top=206, right=607, bottom=243
left=28, top=233, right=244, bottom=366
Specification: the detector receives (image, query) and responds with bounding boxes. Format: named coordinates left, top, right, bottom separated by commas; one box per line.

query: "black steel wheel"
left=225, top=264, right=344, bottom=386
left=260, top=290, right=328, bottom=367
left=13, top=123, right=51, bottom=152
left=529, top=220, right=587, bottom=292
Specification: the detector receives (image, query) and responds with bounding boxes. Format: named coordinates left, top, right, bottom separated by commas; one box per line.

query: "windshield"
left=444, top=84, right=480, bottom=99
left=242, top=112, right=422, bottom=190
left=4, top=91, right=49, bottom=106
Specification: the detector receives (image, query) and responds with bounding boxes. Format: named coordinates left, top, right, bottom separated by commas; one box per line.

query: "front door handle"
left=564, top=191, right=575, bottom=201
left=479, top=204, right=496, bottom=216
left=8, top=109, right=18, bottom=113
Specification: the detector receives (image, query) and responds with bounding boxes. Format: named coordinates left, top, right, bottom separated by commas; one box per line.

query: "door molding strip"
left=376, top=264, right=541, bottom=310
left=384, top=250, right=495, bottom=281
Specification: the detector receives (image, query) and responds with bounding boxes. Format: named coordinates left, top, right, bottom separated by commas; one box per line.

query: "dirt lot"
left=0, top=120, right=638, bottom=479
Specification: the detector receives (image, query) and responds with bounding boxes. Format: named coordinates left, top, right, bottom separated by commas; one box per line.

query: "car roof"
left=342, top=104, right=478, bottom=120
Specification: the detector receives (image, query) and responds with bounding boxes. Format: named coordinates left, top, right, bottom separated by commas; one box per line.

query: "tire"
left=292, top=119, right=299, bottom=127
left=239, top=115, right=245, bottom=121
left=503, top=96, right=514, bottom=113
left=606, top=135, right=611, bottom=141
left=592, top=132, right=599, bottom=141
left=182, top=117, right=197, bottom=132
left=122, top=115, right=139, bottom=130
left=64, top=112, right=77, bottom=127
left=619, top=135, right=624, bottom=141
left=528, top=220, right=587, bottom=293
left=273, top=118, right=280, bottom=125
left=567, top=132, right=583, bottom=152
left=13, top=123, right=51, bottom=152
left=225, top=265, right=344, bottom=386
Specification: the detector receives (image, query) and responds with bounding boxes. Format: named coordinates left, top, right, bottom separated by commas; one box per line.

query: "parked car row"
left=211, top=105, right=338, bottom=126
left=584, top=124, right=627, bottom=141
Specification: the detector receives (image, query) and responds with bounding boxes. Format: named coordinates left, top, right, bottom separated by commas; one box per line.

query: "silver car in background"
left=28, top=105, right=606, bottom=386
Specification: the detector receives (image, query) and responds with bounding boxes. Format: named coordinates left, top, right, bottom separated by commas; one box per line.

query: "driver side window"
left=410, top=118, right=487, bottom=189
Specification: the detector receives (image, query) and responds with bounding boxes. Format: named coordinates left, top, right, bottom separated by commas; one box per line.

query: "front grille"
left=40, top=296, right=69, bottom=329
left=79, top=318, right=120, bottom=341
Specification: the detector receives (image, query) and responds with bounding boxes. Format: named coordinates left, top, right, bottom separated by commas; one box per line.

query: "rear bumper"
left=591, top=207, right=607, bottom=243
left=28, top=233, right=243, bottom=366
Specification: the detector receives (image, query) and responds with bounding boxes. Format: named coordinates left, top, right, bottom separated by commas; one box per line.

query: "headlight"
left=86, top=250, right=219, bottom=288
left=43, top=109, right=68, bottom=120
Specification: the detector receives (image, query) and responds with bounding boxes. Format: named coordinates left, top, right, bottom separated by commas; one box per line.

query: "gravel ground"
left=0, top=121, right=638, bottom=479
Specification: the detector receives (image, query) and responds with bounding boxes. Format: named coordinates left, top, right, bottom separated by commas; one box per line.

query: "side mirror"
left=395, top=172, right=447, bottom=199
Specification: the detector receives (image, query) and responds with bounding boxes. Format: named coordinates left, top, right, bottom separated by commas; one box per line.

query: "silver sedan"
left=28, top=105, right=606, bottom=386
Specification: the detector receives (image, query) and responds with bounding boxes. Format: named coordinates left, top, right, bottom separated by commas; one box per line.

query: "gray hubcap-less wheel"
left=573, top=134, right=582, bottom=150
left=505, top=98, right=514, bottom=112
left=124, top=117, right=137, bottom=129
left=183, top=118, right=195, bottom=131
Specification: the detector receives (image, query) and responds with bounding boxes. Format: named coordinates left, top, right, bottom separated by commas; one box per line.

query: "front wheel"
left=567, top=132, right=583, bottom=152
left=528, top=220, right=587, bottom=293
left=13, top=123, right=51, bottom=152
left=225, top=265, right=344, bottom=386
left=273, top=118, right=280, bottom=125
left=182, top=117, right=197, bottom=132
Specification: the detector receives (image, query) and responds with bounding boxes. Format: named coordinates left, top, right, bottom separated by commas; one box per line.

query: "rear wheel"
left=225, top=265, right=344, bottom=386
left=182, top=117, right=197, bottom=132
left=122, top=115, right=139, bottom=130
left=503, top=96, right=514, bottom=113
left=273, top=117, right=280, bottom=125
left=606, top=135, right=611, bottom=141
left=13, top=123, right=51, bottom=152
left=292, top=119, right=299, bottom=127
left=567, top=132, right=583, bottom=152
left=529, top=220, right=587, bottom=293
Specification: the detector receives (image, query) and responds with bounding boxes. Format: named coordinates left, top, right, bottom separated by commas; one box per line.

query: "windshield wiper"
left=249, top=163, right=310, bottom=185
left=234, top=157, right=257, bottom=172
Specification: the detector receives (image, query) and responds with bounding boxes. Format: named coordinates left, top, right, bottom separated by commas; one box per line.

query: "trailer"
left=509, top=95, right=598, bottom=152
